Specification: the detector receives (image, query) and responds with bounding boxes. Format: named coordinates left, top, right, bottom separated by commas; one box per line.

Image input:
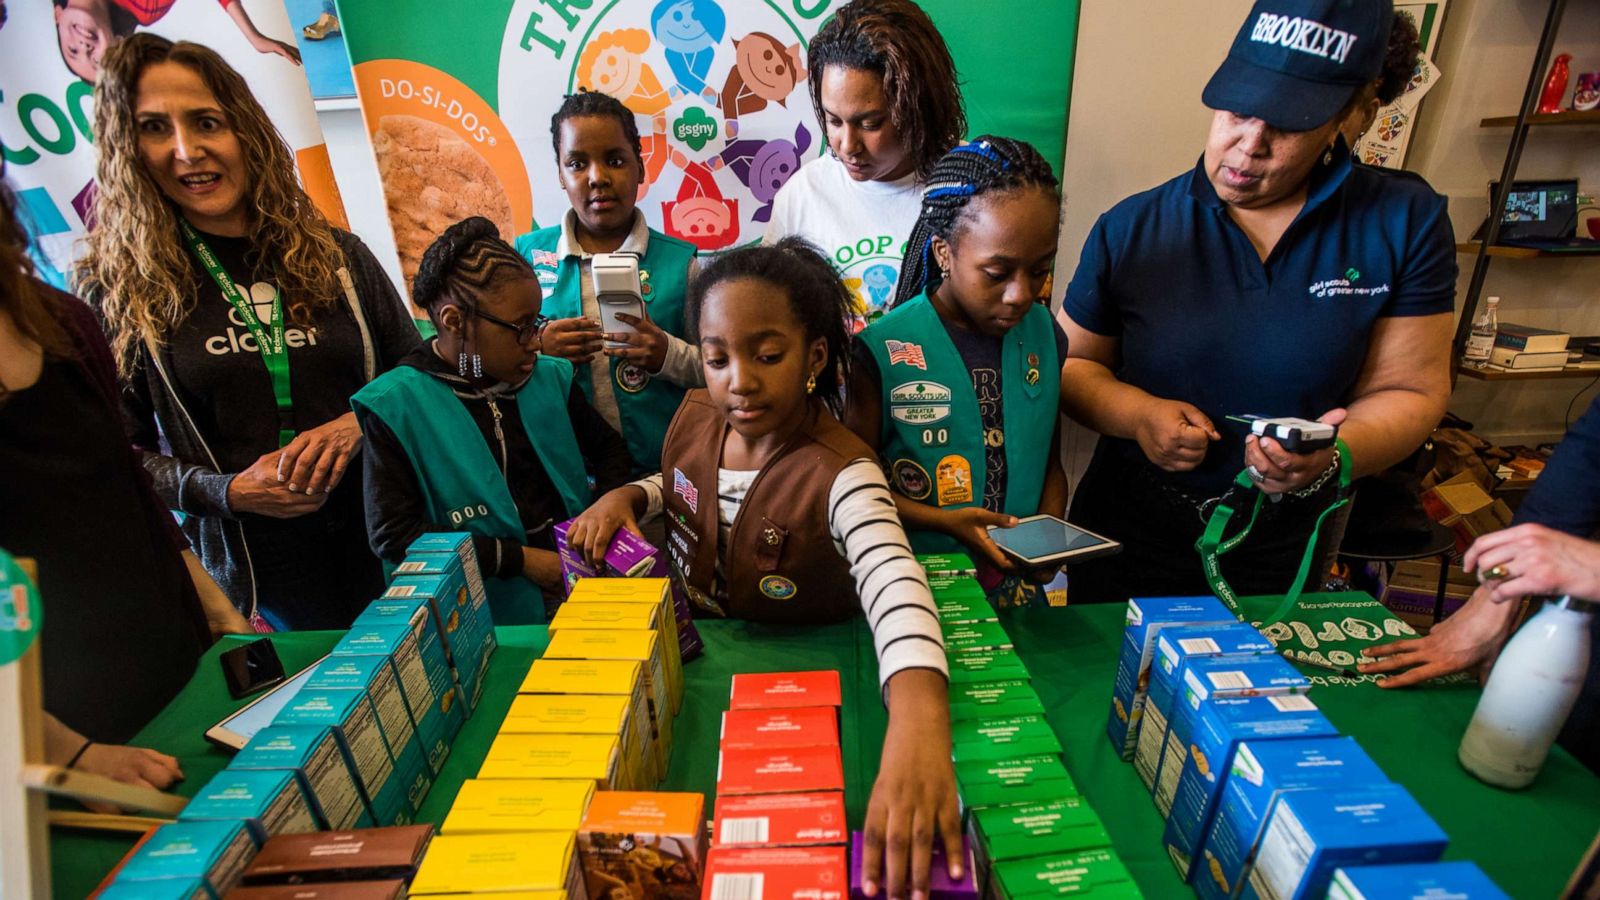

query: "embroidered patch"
left=936, top=454, right=974, bottom=506
left=890, top=404, right=950, bottom=425
left=640, top=268, right=653, bottom=297
left=759, top=575, right=798, bottom=600
left=885, top=339, right=927, bottom=369
left=616, top=361, right=650, bottom=393
left=892, top=458, right=933, bottom=500
left=889, top=381, right=952, bottom=405
left=673, top=467, right=699, bottom=514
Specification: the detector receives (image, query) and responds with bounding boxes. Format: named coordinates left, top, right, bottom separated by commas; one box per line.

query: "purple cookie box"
left=850, top=831, right=977, bottom=900
left=553, top=518, right=704, bottom=663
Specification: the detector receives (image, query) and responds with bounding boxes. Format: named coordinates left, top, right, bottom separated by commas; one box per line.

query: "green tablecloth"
left=52, top=606, right=1600, bottom=899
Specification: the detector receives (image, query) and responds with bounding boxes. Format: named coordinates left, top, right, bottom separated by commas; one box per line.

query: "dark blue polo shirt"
left=1062, top=148, right=1457, bottom=492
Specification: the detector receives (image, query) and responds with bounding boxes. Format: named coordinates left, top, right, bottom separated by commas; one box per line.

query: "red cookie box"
left=702, top=846, right=848, bottom=900
left=712, top=791, right=847, bottom=848
left=729, top=671, right=842, bottom=711
left=721, top=706, right=840, bottom=753
left=717, top=745, right=845, bottom=797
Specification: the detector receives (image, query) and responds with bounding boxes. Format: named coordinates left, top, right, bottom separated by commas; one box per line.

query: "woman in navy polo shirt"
left=1059, top=0, right=1455, bottom=604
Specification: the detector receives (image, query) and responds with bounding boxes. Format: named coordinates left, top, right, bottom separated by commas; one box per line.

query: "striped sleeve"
left=828, top=459, right=948, bottom=690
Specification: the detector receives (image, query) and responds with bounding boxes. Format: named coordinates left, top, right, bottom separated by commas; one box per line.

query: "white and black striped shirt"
left=633, top=458, right=947, bottom=687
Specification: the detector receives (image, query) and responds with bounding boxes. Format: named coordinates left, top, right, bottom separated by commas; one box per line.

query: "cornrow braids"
left=686, top=237, right=853, bottom=418
left=413, top=217, right=535, bottom=317
left=894, top=136, right=1059, bottom=307
left=807, top=0, right=965, bottom=182
left=550, top=90, right=644, bottom=171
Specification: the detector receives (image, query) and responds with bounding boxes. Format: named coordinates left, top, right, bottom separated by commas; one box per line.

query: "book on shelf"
left=1493, top=323, right=1570, bottom=354
left=1487, top=346, right=1569, bottom=369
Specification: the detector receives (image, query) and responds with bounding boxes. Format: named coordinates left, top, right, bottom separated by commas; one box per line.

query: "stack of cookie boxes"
left=102, top=533, right=494, bottom=898
left=408, top=575, right=689, bottom=897
left=1104, top=596, right=1511, bottom=899
left=921, top=553, right=1139, bottom=900
left=700, top=670, right=850, bottom=900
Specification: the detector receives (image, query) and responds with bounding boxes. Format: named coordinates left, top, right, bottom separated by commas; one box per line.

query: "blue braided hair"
left=892, top=135, right=1059, bottom=308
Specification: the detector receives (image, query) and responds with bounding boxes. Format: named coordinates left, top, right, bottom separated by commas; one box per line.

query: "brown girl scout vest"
left=660, top=390, right=866, bottom=624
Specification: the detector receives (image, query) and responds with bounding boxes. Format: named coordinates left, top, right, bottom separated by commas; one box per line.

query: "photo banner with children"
left=0, top=0, right=346, bottom=288
left=336, top=0, right=1079, bottom=308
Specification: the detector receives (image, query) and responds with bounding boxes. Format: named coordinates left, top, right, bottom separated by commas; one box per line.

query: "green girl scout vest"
left=513, top=226, right=696, bottom=475
left=351, top=360, right=592, bottom=625
left=860, top=293, right=1060, bottom=553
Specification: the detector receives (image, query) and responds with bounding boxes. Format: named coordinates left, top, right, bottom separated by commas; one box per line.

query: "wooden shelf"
left=1457, top=363, right=1600, bottom=381
left=1456, top=241, right=1600, bottom=258
left=1479, top=109, right=1600, bottom=128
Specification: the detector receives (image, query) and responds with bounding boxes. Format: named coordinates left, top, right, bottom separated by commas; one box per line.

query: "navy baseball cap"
left=1203, top=0, right=1394, bottom=132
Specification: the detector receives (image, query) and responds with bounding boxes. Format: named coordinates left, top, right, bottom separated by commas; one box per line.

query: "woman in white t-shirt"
left=763, top=0, right=965, bottom=333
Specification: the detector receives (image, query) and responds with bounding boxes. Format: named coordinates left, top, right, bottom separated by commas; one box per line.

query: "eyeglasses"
left=473, top=309, right=547, bottom=344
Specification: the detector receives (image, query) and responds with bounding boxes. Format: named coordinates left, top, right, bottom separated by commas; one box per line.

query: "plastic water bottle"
left=1463, top=296, right=1500, bottom=365
left=1459, top=595, right=1593, bottom=788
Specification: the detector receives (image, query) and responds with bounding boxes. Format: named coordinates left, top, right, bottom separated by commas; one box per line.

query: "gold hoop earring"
left=805, top=373, right=817, bottom=395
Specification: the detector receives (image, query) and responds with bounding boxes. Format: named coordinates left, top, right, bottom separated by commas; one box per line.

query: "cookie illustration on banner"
left=372, top=114, right=515, bottom=296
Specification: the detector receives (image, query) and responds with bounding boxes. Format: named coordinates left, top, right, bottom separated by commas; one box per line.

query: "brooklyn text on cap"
left=1203, top=0, right=1394, bottom=131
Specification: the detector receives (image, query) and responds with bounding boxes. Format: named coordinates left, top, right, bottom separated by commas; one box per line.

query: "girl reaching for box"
left=845, top=137, right=1070, bottom=607
left=567, top=239, right=962, bottom=899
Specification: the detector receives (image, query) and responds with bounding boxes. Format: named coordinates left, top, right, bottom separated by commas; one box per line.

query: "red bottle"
left=1539, top=53, right=1572, bottom=114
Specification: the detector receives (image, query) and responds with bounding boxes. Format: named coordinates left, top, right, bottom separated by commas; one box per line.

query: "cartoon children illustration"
left=47, top=0, right=300, bottom=83
left=708, top=124, right=812, bottom=222
left=577, top=28, right=671, bottom=117
left=650, top=0, right=724, bottom=102
left=661, top=162, right=738, bottom=251
left=719, top=31, right=805, bottom=136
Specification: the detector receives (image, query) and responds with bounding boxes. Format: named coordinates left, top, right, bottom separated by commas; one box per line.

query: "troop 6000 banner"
left=340, top=0, right=830, bottom=299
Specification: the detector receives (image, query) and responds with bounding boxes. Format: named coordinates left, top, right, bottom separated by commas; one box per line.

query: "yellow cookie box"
left=410, top=832, right=585, bottom=898
left=478, top=733, right=621, bottom=790
left=499, top=694, right=646, bottom=791
left=544, top=630, right=671, bottom=779
left=564, top=578, right=684, bottom=714
left=441, top=778, right=595, bottom=836
left=519, top=660, right=658, bottom=785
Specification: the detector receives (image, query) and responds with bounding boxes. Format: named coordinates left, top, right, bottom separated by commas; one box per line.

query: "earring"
left=805, top=373, right=817, bottom=395
left=458, top=352, right=469, bottom=378
left=940, top=265, right=950, bottom=281
left=471, top=354, right=483, bottom=379
left=1323, top=147, right=1334, bottom=165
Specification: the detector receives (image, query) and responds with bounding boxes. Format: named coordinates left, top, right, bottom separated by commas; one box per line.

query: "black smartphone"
left=220, top=638, right=286, bottom=700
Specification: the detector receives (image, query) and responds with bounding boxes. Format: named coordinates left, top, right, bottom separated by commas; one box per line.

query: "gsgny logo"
left=1249, top=13, right=1358, bottom=64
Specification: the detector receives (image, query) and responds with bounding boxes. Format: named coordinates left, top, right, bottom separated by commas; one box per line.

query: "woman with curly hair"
left=763, top=0, right=965, bottom=332
left=79, top=34, right=419, bottom=630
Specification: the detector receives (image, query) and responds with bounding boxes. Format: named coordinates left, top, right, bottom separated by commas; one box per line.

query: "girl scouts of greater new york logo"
left=501, top=0, right=824, bottom=252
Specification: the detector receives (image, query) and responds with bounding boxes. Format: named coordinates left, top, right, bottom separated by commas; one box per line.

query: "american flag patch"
left=885, top=340, right=927, bottom=370
left=673, top=468, right=699, bottom=514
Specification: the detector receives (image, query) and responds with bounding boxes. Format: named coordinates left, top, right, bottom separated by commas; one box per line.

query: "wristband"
left=67, top=739, right=94, bottom=769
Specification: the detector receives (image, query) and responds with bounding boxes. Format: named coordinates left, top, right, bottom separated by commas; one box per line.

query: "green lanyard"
left=179, top=221, right=295, bottom=448
left=1194, top=438, right=1352, bottom=625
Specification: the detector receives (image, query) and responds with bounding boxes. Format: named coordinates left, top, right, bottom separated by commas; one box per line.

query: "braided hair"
left=686, top=237, right=852, bottom=418
left=550, top=90, right=644, bottom=172
left=412, top=217, right=536, bottom=319
left=807, top=0, right=965, bottom=183
left=893, top=136, right=1059, bottom=307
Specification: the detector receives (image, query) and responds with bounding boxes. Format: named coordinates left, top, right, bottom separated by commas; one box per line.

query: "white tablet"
left=987, top=515, right=1122, bottom=567
left=203, top=655, right=324, bottom=751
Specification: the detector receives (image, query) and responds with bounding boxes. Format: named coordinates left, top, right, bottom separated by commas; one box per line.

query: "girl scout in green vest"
left=354, top=218, right=633, bottom=625
left=847, top=137, right=1070, bottom=606
left=517, top=91, right=701, bottom=476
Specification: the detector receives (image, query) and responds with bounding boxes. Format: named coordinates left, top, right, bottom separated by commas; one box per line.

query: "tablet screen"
left=208, top=657, right=321, bottom=750
left=991, top=518, right=1113, bottom=561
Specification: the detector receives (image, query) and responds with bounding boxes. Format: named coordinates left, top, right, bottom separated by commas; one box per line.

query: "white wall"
left=1056, top=0, right=1600, bottom=459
